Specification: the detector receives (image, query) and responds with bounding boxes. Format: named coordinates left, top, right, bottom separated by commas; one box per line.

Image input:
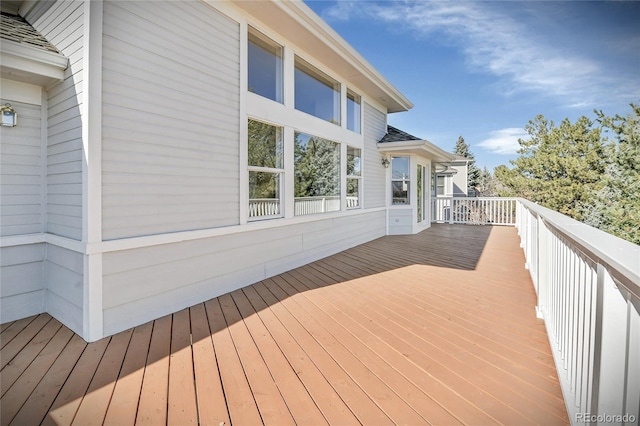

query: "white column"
left=82, top=0, right=104, bottom=342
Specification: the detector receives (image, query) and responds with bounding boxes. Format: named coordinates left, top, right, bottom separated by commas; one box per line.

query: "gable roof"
left=0, top=12, right=59, bottom=53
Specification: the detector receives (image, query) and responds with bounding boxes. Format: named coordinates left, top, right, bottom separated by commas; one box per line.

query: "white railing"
left=294, top=196, right=340, bottom=215
left=431, top=197, right=517, bottom=225
left=516, top=199, right=640, bottom=425
left=249, top=196, right=359, bottom=218
left=248, top=198, right=280, bottom=217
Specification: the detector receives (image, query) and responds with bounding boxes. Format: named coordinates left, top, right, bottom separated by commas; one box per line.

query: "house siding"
left=0, top=244, right=45, bottom=323
left=44, top=244, right=84, bottom=335
left=363, top=102, right=387, bottom=208
left=102, top=210, right=386, bottom=336
left=389, top=208, right=414, bottom=235
left=101, top=1, right=240, bottom=240
left=27, top=0, right=85, bottom=240
left=0, top=100, right=43, bottom=237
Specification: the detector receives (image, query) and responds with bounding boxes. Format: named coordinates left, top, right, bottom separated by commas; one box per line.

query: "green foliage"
left=248, top=119, right=282, bottom=169
left=495, top=114, right=610, bottom=221
left=475, top=166, right=504, bottom=197
left=294, top=133, right=340, bottom=198
left=454, top=136, right=481, bottom=191
left=583, top=104, right=640, bottom=244
left=248, top=120, right=283, bottom=199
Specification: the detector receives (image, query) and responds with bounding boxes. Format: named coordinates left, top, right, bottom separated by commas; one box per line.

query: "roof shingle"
left=1, top=12, right=60, bottom=54
left=379, top=125, right=422, bottom=143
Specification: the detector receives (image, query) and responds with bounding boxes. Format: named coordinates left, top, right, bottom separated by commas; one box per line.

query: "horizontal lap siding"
left=29, top=0, right=84, bottom=240
left=0, top=244, right=45, bottom=322
left=0, top=101, right=43, bottom=236
left=363, top=102, right=387, bottom=208
left=44, top=245, right=83, bottom=335
left=101, top=1, right=240, bottom=240
left=102, top=211, right=386, bottom=336
left=389, top=208, right=413, bottom=235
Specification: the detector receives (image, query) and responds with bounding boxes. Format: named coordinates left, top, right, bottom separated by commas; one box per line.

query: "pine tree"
left=583, top=104, right=640, bottom=244
left=495, top=115, right=611, bottom=221
left=453, top=136, right=481, bottom=193
left=475, top=167, right=503, bottom=197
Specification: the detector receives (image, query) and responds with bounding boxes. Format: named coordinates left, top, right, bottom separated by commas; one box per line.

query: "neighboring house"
left=450, top=156, right=471, bottom=197
left=1, top=0, right=463, bottom=341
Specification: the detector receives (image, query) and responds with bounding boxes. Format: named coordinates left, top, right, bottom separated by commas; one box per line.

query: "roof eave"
left=1, top=39, right=67, bottom=86
left=378, top=140, right=456, bottom=163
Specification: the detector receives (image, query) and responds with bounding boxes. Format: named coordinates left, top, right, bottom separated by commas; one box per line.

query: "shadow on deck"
left=0, top=224, right=569, bottom=425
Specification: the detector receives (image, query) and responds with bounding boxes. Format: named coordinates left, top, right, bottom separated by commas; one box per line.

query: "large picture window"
left=295, top=57, right=341, bottom=125
left=248, top=119, right=284, bottom=219
left=391, top=157, right=410, bottom=205
left=248, top=27, right=283, bottom=103
left=294, top=132, right=340, bottom=215
left=347, top=146, right=361, bottom=208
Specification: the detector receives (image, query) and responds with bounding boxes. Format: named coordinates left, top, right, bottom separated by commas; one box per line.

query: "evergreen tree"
left=453, top=136, right=481, bottom=192
left=583, top=104, right=640, bottom=244
left=475, top=167, right=503, bottom=197
left=495, top=115, right=611, bottom=221
left=294, top=134, right=340, bottom=198
left=248, top=120, right=282, bottom=199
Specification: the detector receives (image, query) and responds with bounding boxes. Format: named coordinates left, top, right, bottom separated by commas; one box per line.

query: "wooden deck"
left=1, top=224, right=569, bottom=425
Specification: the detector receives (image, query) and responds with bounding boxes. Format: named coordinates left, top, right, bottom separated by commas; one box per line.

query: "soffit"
left=234, top=0, right=413, bottom=113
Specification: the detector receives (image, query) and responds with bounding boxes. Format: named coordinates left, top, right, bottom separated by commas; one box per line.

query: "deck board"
left=0, top=225, right=569, bottom=425
left=135, top=315, right=171, bottom=425
left=189, top=303, right=230, bottom=426
left=103, top=321, right=152, bottom=426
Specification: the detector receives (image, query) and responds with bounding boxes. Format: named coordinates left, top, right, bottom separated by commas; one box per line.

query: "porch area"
left=0, top=224, right=569, bottom=425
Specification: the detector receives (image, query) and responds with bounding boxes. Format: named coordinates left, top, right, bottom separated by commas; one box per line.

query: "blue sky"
left=304, top=0, right=640, bottom=171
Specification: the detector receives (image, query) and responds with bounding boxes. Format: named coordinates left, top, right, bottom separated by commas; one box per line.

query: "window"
left=347, top=146, right=361, bottom=208
left=294, top=132, right=340, bottom=215
left=248, top=27, right=283, bottom=103
left=391, top=157, right=410, bottom=205
left=295, top=57, right=341, bottom=125
left=248, top=119, right=284, bottom=219
left=417, top=164, right=427, bottom=222
left=346, top=90, right=361, bottom=133
left=436, top=175, right=446, bottom=195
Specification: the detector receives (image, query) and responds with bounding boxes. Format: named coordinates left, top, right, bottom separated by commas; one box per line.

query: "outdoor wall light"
left=381, top=157, right=390, bottom=168
left=1, top=104, right=17, bottom=127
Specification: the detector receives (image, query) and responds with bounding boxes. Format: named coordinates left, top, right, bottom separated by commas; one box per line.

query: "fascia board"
left=378, top=140, right=456, bottom=163
left=0, top=39, right=67, bottom=84
left=1, top=39, right=67, bottom=69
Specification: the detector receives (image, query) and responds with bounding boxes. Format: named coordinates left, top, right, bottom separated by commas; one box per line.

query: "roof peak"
left=379, top=125, right=422, bottom=143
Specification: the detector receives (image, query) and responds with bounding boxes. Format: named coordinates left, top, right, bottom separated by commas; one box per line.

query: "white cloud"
left=322, top=1, right=638, bottom=108
left=478, top=128, right=529, bottom=155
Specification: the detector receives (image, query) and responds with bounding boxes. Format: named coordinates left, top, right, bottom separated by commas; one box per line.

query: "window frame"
left=346, top=145, right=361, bottom=209
left=294, top=55, right=342, bottom=126
left=244, top=25, right=368, bottom=223
left=247, top=118, right=285, bottom=220
left=248, top=26, right=284, bottom=104
left=391, top=157, right=410, bottom=205
left=346, top=89, right=361, bottom=134
left=293, top=131, right=342, bottom=216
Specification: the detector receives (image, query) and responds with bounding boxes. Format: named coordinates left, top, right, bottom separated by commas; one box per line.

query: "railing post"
left=590, top=265, right=631, bottom=424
